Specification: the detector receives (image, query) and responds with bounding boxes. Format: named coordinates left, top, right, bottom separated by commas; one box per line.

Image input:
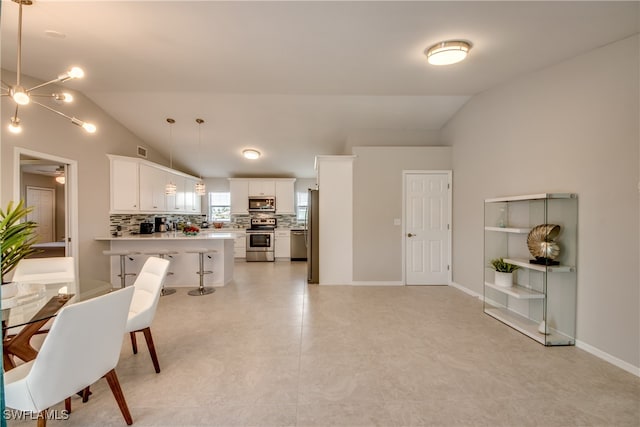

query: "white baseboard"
left=350, top=281, right=404, bottom=286
left=448, top=282, right=640, bottom=378
left=575, top=339, right=640, bottom=377
left=448, top=281, right=483, bottom=299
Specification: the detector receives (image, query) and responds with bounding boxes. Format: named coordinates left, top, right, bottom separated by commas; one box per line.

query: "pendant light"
left=1, top=0, right=96, bottom=134
left=165, top=118, right=177, bottom=195
left=194, top=118, right=206, bottom=196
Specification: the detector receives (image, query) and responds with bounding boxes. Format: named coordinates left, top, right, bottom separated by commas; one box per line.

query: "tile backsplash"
left=109, top=213, right=300, bottom=235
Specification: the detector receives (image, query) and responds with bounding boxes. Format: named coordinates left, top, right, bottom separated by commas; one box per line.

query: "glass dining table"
left=2, top=279, right=114, bottom=371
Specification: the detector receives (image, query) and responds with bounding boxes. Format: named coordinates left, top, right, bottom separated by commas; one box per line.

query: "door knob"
left=407, top=233, right=414, bottom=237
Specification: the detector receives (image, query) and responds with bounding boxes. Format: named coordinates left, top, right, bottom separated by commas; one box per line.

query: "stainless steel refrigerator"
left=306, top=188, right=319, bottom=284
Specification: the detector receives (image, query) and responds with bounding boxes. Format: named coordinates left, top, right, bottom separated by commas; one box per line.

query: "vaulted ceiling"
left=2, top=1, right=638, bottom=177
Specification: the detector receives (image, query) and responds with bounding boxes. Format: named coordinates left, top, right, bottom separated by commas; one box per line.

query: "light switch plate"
left=393, top=218, right=401, bottom=226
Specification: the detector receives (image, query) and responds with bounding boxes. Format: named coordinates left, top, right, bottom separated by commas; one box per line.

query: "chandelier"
left=1, top=0, right=96, bottom=134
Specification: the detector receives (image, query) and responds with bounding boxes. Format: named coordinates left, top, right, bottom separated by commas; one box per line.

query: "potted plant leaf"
left=489, top=257, right=520, bottom=288
left=1, top=200, right=40, bottom=286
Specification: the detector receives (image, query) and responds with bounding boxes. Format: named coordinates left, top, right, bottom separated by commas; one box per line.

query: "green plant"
left=1, top=200, right=40, bottom=282
left=489, top=257, right=520, bottom=273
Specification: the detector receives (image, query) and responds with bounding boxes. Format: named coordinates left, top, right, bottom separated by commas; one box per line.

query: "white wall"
left=352, top=146, right=452, bottom=282
left=441, top=36, right=639, bottom=370
left=317, top=156, right=354, bottom=285
left=1, top=70, right=168, bottom=283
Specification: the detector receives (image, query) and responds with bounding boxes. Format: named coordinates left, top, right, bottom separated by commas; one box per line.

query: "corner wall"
left=352, top=146, right=452, bottom=282
left=441, top=36, right=640, bottom=371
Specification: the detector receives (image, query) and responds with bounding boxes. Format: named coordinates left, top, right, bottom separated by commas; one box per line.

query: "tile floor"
left=7, top=261, right=640, bottom=426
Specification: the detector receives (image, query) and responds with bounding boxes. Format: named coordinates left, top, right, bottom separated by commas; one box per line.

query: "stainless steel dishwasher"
left=290, top=229, right=307, bottom=261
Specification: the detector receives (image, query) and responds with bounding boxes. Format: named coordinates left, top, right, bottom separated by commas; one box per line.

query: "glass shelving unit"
left=483, top=193, right=578, bottom=346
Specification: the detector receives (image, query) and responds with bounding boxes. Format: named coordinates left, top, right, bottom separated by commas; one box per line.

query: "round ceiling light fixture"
left=242, top=149, right=261, bottom=160
left=425, top=40, right=472, bottom=66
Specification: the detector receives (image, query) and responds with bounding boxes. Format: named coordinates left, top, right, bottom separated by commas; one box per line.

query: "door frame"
left=13, top=147, right=79, bottom=278
left=401, top=170, right=452, bottom=285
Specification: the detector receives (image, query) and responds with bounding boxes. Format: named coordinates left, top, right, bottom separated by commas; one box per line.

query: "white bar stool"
left=103, top=250, right=140, bottom=288
left=185, top=248, right=217, bottom=296
left=143, top=249, right=178, bottom=296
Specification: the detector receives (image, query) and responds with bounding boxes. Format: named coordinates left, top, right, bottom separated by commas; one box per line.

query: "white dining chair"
left=126, top=256, right=170, bottom=373
left=12, top=256, right=76, bottom=293
left=3, top=286, right=135, bottom=427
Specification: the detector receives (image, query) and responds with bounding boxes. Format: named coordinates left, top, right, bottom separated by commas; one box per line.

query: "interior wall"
left=1, top=70, right=167, bottom=283
left=352, top=146, right=452, bottom=282
left=441, top=36, right=640, bottom=369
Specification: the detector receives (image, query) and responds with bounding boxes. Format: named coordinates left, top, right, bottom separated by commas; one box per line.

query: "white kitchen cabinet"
left=110, top=156, right=139, bottom=213
left=275, top=179, right=296, bottom=214
left=184, top=178, right=202, bottom=214
left=248, top=180, right=275, bottom=197
left=166, top=173, right=186, bottom=213
left=274, top=229, right=291, bottom=259
left=229, top=179, right=249, bottom=214
left=234, top=231, right=246, bottom=258
left=139, top=163, right=167, bottom=212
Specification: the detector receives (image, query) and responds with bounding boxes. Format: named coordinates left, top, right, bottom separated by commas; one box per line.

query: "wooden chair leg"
left=142, top=327, right=161, bottom=373
left=37, top=409, right=47, bottom=427
left=129, top=331, right=138, bottom=354
left=65, top=397, right=71, bottom=413
left=82, top=386, right=91, bottom=403
left=104, top=369, right=133, bottom=426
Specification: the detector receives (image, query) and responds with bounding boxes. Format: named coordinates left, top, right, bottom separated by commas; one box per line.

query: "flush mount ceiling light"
left=425, top=40, right=472, bottom=66
left=194, top=118, right=206, bottom=196
left=242, top=149, right=261, bottom=160
left=1, top=0, right=96, bottom=134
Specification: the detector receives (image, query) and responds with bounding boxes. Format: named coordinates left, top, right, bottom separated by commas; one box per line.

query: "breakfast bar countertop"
left=95, top=232, right=236, bottom=241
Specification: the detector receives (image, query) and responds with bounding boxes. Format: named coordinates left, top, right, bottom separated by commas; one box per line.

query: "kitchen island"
left=95, top=232, right=235, bottom=288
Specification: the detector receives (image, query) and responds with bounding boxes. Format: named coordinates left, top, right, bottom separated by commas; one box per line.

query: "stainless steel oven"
left=246, top=217, right=276, bottom=262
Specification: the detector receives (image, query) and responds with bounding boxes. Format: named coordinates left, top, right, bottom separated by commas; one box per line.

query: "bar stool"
left=143, top=249, right=178, bottom=296
left=185, top=248, right=217, bottom=296
left=103, top=250, right=140, bottom=288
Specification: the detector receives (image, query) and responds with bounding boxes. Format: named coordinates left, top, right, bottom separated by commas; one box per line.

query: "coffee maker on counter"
left=154, top=217, right=168, bottom=233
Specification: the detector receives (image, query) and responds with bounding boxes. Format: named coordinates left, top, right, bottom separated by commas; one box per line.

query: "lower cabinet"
left=233, top=231, right=246, bottom=258
left=274, top=229, right=291, bottom=259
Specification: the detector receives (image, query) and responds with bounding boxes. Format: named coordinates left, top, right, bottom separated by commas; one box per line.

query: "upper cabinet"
left=275, top=179, right=296, bottom=214
left=248, top=180, right=275, bottom=197
left=110, top=156, right=139, bottom=212
left=229, top=179, right=249, bottom=215
left=230, top=178, right=296, bottom=215
left=184, top=177, right=202, bottom=214
left=108, top=155, right=201, bottom=215
left=139, top=164, right=167, bottom=212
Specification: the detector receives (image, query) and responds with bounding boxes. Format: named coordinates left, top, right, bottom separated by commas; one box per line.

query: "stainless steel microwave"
left=248, top=196, right=275, bottom=212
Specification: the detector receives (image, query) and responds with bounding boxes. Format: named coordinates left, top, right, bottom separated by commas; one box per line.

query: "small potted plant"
left=489, top=257, right=520, bottom=288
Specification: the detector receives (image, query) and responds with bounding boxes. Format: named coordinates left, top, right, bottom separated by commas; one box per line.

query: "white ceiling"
left=2, top=1, right=638, bottom=178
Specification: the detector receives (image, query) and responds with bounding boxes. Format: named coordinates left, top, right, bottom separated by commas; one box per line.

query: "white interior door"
left=404, top=172, right=451, bottom=285
left=26, top=186, right=55, bottom=243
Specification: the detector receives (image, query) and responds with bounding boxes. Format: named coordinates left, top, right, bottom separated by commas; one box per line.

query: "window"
left=209, top=192, right=231, bottom=222
left=296, top=191, right=308, bottom=223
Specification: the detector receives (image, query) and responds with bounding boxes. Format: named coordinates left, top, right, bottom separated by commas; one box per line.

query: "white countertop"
left=95, top=232, right=236, bottom=241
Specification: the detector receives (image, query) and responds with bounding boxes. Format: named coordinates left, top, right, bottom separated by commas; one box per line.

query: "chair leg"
left=65, top=397, right=71, bottom=413
left=37, top=409, right=47, bottom=427
left=130, top=331, right=138, bottom=354
left=142, top=327, right=161, bottom=373
left=104, top=369, right=133, bottom=426
left=82, top=386, right=91, bottom=403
